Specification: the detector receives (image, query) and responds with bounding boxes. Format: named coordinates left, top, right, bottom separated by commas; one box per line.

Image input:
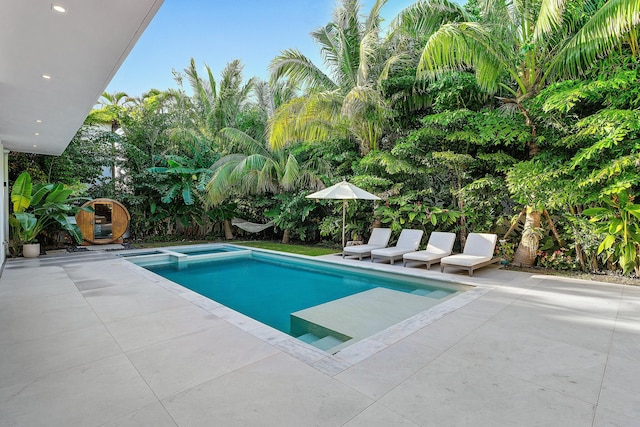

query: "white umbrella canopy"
left=306, top=180, right=381, bottom=247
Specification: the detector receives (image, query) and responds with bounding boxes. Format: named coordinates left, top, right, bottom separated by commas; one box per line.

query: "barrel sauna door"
left=76, top=199, right=130, bottom=244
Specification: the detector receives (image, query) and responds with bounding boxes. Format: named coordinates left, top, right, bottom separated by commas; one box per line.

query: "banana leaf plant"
left=583, top=190, right=640, bottom=275
left=9, top=171, right=90, bottom=249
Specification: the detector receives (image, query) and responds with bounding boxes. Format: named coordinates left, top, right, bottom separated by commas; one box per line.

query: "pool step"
left=297, top=332, right=321, bottom=344
left=410, top=288, right=452, bottom=299
left=426, top=289, right=452, bottom=299
left=296, top=332, right=348, bottom=352
left=292, top=287, right=448, bottom=353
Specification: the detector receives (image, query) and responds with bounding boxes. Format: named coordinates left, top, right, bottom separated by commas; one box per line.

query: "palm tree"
left=207, top=128, right=327, bottom=243
left=169, top=58, right=257, bottom=148
left=87, top=91, right=135, bottom=182
left=269, top=0, right=404, bottom=155
left=166, top=59, right=258, bottom=238
left=401, top=0, right=640, bottom=265
left=252, top=78, right=298, bottom=119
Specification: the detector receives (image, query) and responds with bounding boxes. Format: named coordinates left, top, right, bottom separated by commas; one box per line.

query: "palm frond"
left=270, top=48, right=336, bottom=92
left=268, top=92, right=346, bottom=150
left=219, top=127, right=269, bottom=157
left=418, top=22, right=516, bottom=95
left=545, top=0, right=640, bottom=82
left=358, top=29, right=378, bottom=84
left=390, top=0, right=468, bottom=39
left=280, top=153, right=301, bottom=191
left=533, top=0, right=567, bottom=41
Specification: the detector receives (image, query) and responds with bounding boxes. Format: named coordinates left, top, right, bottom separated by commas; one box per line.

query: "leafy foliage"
left=9, top=172, right=88, bottom=255
left=583, top=190, right=640, bottom=275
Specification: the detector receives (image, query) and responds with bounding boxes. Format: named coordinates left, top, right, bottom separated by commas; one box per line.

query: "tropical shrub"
left=536, top=249, right=580, bottom=271
left=9, top=171, right=88, bottom=254
left=583, top=190, right=640, bottom=275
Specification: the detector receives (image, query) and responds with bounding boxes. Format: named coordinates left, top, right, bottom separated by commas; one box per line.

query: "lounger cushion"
left=343, top=244, right=386, bottom=255
left=403, top=248, right=449, bottom=262
left=365, top=228, right=392, bottom=247
left=440, top=254, right=492, bottom=267
left=371, top=229, right=424, bottom=261
left=371, top=247, right=414, bottom=257
left=343, top=228, right=391, bottom=253
left=462, top=233, right=497, bottom=257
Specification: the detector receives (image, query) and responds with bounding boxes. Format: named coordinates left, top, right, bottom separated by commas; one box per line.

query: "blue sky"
left=106, top=0, right=418, bottom=97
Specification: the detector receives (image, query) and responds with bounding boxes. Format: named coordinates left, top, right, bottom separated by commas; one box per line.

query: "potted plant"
left=10, top=171, right=88, bottom=257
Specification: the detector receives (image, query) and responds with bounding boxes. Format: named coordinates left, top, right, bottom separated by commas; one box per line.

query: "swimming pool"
left=127, top=246, right=471, bottom=352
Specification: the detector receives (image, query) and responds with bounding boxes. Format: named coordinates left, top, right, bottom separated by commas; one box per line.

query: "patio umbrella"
left=306, top=180, right=380, bottom=247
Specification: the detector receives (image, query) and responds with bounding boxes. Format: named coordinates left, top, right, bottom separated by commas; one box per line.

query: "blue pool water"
left=146, top=252, right=457, bottom=334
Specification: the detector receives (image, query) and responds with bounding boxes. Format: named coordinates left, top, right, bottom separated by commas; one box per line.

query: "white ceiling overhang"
left=0, top=0, right=164, bottom=155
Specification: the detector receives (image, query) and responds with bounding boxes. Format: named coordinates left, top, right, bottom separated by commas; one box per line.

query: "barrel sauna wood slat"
left=76, top=198, right=130, bottom=244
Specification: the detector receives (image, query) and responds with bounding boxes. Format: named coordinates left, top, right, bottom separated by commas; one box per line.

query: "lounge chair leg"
left=390, top=259, right=394, bottom=265
left=440, top=265, right=445, bottom=273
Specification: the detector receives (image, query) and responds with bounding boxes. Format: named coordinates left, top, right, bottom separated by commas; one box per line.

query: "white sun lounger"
left=370, top=229, right=424, bottom=264
left=402, top=231, right=456, bottom=269
left=440, top=233, right=499, bottom=276
left=342, top=228, right=392, bottom=260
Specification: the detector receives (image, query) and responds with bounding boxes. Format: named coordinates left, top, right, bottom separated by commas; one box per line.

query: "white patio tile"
left=126, top=323, right=279, bottom=399
left=0, top=354, right=157, bottom=427
left=593, top=407, right=640, bottom=427
left=0, top=291, right=101, bottom=345
left=523, top=278, right=623, bottom=318
left=446, top=322, right=608, bottom=403
left=81, top=280, right=191, bottom=323
left=598, top=354, right=640, bottom=420
left=609, top=318, right=640, bottom=362
left=0, top=323, right=120, bottom=387
left=105, top=304, right=223, bottom=351
left=100, top=402, right=178, bottom=427
left=335, top=334, right=442, bottom=399
left=488, top=301, right=617, bottom=354
left=163, top=353, right=372, bottom=427
left=0, top=266, right=76, bottom=299
left=379, top=355, right=596, bottom=427
left=342, top=403, right=420, bottom=426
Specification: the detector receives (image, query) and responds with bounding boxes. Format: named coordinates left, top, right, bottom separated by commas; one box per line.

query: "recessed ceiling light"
left=42, top=74, right=51, bottom=80
left=35, top=132, right=40, bottom=136
left=33, top=144, right=38, bottom=148
left=52, top=4, right=66, bottom=13
left=36, top=119, right=42, bottom=123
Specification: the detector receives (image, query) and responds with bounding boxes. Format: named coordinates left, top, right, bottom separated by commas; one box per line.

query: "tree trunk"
left=223, top=219, right=234, bottom=240
left=513, top=209, right=542, bottom=267
left=458, top=197, right=467, bottom=249
left=282, top=228, right=291, bottom=244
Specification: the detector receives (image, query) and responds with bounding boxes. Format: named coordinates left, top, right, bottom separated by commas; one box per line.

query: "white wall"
left=0, top=146, right=7, bottom=267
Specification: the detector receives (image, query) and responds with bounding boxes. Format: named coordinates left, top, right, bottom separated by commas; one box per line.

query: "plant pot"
left=23, top=243, right=41, bottom=258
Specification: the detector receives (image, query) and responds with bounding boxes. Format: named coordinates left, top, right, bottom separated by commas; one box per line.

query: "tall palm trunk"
left=223, top=219, right=234, bottom=240
left=282, top=228, right=291, bottom=244
left=513, top=209, right=542, bottom=267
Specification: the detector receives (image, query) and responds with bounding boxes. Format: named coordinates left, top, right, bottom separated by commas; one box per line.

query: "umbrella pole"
left=342, top=199, right=347, bottom=248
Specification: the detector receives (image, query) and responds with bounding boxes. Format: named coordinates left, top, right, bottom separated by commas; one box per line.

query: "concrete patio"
left=0, top=249, right=639, bottom=426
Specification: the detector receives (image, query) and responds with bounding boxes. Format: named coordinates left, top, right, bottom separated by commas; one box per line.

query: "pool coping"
left=120, top=244, right=493, bottom=375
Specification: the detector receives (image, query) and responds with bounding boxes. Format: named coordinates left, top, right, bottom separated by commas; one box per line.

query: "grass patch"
left=129, top=240, right=216, bottom=249
left=129, top=239, right=339, bottom=257
left=235, top=241, right=339, bottom=256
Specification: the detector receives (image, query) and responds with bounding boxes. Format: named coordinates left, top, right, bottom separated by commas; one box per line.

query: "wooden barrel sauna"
left=76, top=198, right=130, bottom=244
